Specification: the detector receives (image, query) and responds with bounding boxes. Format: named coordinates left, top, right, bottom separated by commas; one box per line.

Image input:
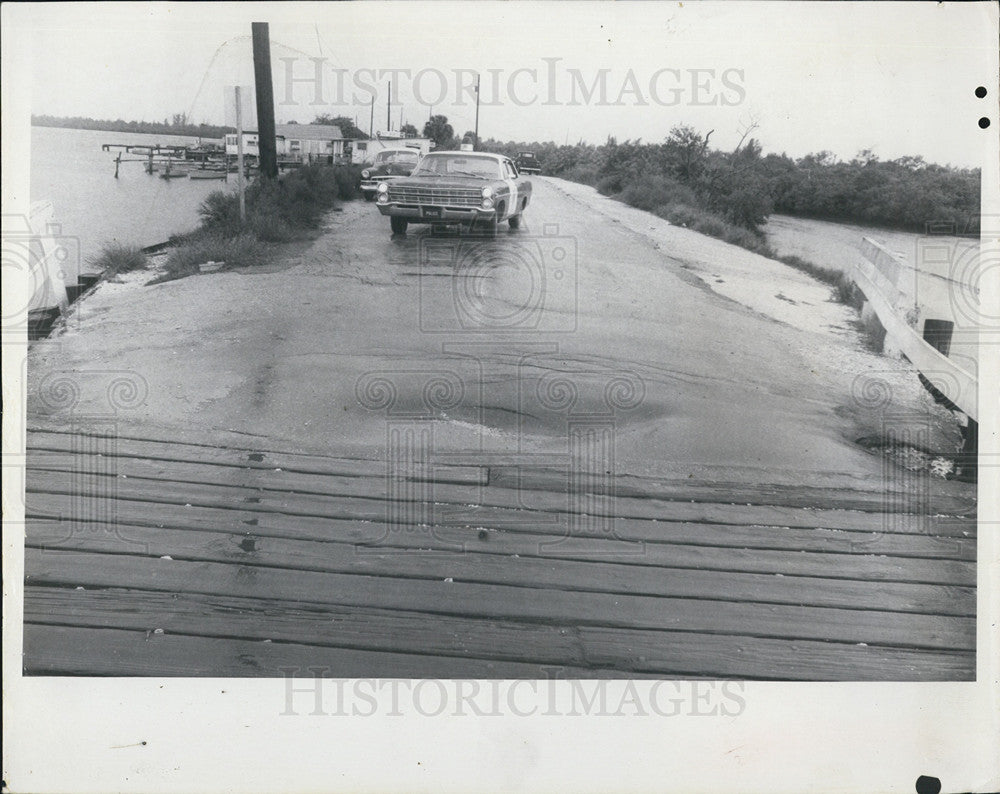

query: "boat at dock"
left=189, top=170, right=227, bottom=180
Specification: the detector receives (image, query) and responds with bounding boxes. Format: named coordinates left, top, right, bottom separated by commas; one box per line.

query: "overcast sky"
left=7, top=1, right=998, bottom=167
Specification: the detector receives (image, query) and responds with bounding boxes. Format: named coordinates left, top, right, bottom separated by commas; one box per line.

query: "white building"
left=223, top=125, right=350, bottom=162
left=275, top=123, right=349, bottom=162
left=223, top=131, right=260, bottom=157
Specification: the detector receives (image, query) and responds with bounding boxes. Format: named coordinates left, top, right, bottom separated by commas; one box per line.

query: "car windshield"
left=413, top=155, right=501, bottom=179
left=376, top=151, right=419, bottom=165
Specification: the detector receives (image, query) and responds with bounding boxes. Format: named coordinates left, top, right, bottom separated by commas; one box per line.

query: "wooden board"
left=24, top=520, right=976, bottom=614
left=26, top=490, right=977, bottom=562
left=24, top=587, right=973, bottom=680
left=20, top=428, right=978, bottom=680
left=25, top=550, right=975, bottom=650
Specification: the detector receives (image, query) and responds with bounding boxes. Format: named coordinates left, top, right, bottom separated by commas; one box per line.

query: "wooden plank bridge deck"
left=22, top=427, right=977, bottom=680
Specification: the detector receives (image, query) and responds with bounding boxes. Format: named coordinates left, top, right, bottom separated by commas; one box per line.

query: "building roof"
left=274, top=123, right=346, bottom=141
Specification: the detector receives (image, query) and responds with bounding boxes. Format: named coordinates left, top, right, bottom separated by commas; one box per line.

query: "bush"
left=596, top=175, right=623, bottom=196
left=649, top=202, right=774, bottom=257
left=198, top=163, right=352, bottom=240
left=619, top=176, right=698, bottom=213
left=91, top=242, right=148, bottom=276
left=332, top=164, right=363, bottom=200
left=159, top=233, right=270, bottom=281
left=559, top=165, right=599, bottom=186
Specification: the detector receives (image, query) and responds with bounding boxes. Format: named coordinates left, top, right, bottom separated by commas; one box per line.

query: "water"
left=30, top=126, right=235, bottom=269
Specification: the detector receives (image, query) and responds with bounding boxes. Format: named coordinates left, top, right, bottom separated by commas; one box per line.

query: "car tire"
left=364, top=193, right=375, bottom=202
left=508, top=213, right=521, bottom=229
left=390, top=217, right=408, bottom=236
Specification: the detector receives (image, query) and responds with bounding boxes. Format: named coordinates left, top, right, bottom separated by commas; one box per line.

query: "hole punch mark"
left=915, top=776, right=941, bottom=794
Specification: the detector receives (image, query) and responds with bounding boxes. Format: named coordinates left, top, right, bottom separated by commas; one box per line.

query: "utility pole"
left=386, top=81, right=391, bottom=132
left=369, top=95, right=375, bottom=137
left=473, top=73, right=481, bottom=150
left=251, top=22, right=277, bottom=179
left=235, top=86, right=246, bottom=224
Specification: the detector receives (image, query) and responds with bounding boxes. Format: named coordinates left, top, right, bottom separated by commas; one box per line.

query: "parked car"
left=515, top=151, right=541, bottom=174
left=375, top=151, right=532, bottom=236
left=359, top=148, right=421, bottom=201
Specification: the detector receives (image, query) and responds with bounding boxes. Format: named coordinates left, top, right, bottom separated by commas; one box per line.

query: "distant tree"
left=312, top=114, right=368, bottom=139
left=171, top=112, right=188, bottom=127
left=663, top=125, right=712, bottom=184
left=286, top=120, right=299, bottom=125
left=400, top=123, right=418, bottom=138
left=423, top=115, right=455, bottom=149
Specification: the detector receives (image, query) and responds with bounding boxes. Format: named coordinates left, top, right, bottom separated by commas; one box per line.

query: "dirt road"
left=30, top=176, right=966, bottom=494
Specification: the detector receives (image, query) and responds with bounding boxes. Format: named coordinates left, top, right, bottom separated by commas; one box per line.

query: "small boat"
left=189, top=170, right=227, bottom=180
left=159, top=158, right=188, bottom=179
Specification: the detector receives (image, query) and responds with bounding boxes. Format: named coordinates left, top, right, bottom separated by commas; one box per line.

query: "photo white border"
left=3, top=3, right=998, bottom=792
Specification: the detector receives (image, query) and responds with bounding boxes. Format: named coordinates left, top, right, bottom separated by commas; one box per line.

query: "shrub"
left=596, top=175, right=624, bottom=196
left=160, top=233, right=270, bottom=281
left=559, top=165, right=599, bottom=186
left=332, top=164, right=363, bottom=200
left=91, top=242, right=147, bottom=276
left=619, top=176, right=698, bottom=213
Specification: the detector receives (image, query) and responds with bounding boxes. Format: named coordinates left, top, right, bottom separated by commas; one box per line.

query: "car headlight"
left=361, top=169, right=371, bottom=178
left=377, top=193, right=389, bottom=203
left=481, top=186, right=493, bottom=198
left=481, top=197, right=494, bottom=210
left=377, top=182, right=389, bottom=193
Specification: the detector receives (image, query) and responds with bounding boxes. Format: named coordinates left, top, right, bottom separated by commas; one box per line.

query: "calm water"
left=30, top=126, right=234, bottom=267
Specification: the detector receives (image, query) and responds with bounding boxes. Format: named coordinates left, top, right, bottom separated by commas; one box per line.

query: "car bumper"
left=376, top=203, right=495, bottom=223
left=360, top=177, right=394, bottom=195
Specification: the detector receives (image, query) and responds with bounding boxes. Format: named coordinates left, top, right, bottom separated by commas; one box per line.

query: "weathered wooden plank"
left=27, top=426, right=976, bottom=516
left=23, top=587, right=973, bottom=680
left=576, top=626, right=974, bottom=681
left=24, top=549, right=976, bottom=649
left=25, top=467, right=976, bottom=537
left=21, top=624, right=626, bottom=678
left=23, top=520, right=976, bottom=614
left=487, top=464, right=977, bottom=517
left=26, top=431, right=488, bottom=486
left=26, top=489, right=976, bottom=562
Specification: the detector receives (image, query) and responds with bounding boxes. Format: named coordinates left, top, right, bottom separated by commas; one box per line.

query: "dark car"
left=359, top=148, right=422, bottom=201
left=515, top=151, right=541, bottom=174
left=375, top=151, right=532, bottom=236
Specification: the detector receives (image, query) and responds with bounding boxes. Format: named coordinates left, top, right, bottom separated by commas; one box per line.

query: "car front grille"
left=388, top=185, right=482, bottom=207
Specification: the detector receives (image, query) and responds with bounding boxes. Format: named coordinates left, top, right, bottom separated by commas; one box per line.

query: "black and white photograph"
left=3, top=2, right=998, bottom=792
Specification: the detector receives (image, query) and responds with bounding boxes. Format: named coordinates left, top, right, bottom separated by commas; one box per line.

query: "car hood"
left=393, top=175, right=494, bottom=190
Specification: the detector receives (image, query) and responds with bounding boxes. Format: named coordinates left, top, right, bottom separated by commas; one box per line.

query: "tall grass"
left=156, top=163, right=360, bottom=281
left=90, top=242, right=147, bottom=276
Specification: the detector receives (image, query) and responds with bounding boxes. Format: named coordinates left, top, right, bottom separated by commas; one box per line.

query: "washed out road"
left=29, top=177, right=964, bottom=489
left=23, top=176, right=976, bottom=680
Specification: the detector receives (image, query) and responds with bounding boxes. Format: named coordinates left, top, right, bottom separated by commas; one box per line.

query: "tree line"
left=32, top=114, right=234, bottom=140
left=479, top=128, right=980, bottom=235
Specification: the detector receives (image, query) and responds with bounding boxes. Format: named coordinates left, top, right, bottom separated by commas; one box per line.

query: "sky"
left=5, top=1, right=999, bottom=167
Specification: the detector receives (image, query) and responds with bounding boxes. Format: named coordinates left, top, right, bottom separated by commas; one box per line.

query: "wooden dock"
left=22, top=426, right=976, bottom=680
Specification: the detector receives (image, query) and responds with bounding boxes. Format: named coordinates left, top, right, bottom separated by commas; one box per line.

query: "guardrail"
left=852, top=237, right=977, bottom=422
